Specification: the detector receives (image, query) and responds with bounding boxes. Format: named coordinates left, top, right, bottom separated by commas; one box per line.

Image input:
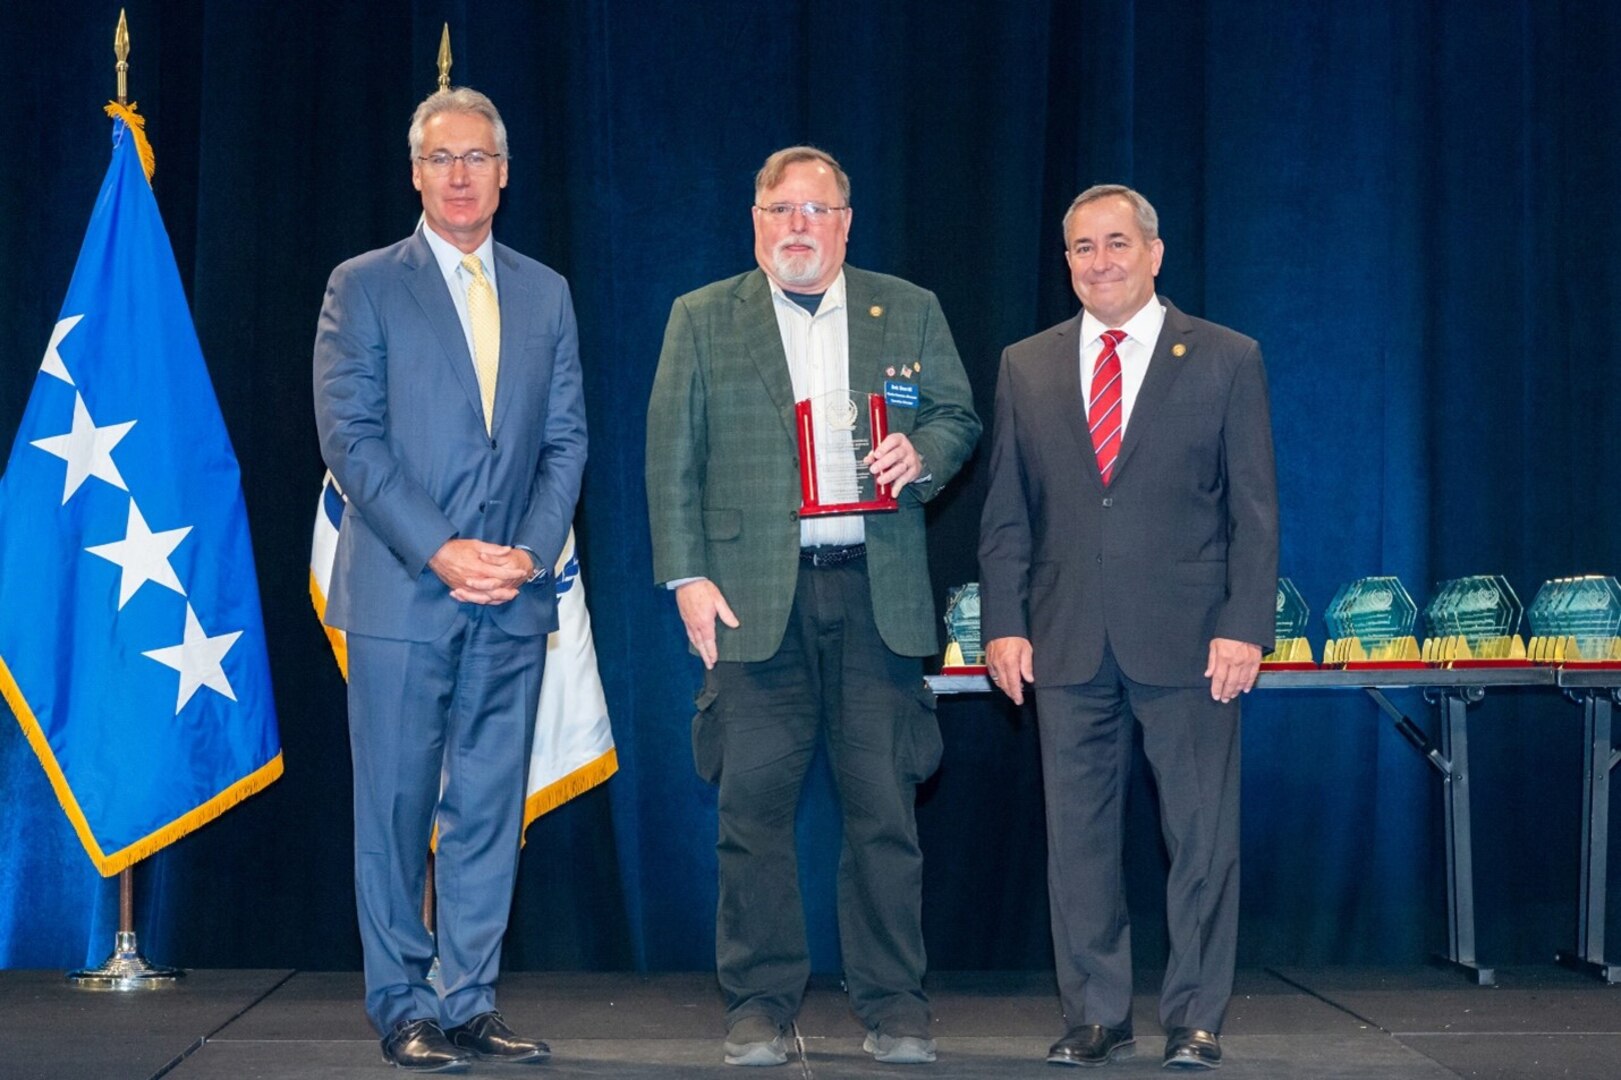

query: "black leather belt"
left=799, top=543, right=866, bottom=567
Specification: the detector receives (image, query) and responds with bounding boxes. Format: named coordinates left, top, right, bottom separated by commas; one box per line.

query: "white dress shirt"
left=1079, top=295, right=1166, bottom=436
left=769, top=271, right=865, bottom=549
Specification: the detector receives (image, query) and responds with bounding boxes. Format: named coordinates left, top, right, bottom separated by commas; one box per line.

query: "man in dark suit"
left=645, top=147, right=980, bottom=1067
left=979, top=185, right=1277, bottom=1071
left=314, top=87, right=587, bottom=1072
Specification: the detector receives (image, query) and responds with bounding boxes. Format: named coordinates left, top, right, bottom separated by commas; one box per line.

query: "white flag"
left=309, top=472, right=616, bottom=829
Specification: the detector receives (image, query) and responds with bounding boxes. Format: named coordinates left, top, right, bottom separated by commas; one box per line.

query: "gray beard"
left=772, top=248, right=824, bottom=289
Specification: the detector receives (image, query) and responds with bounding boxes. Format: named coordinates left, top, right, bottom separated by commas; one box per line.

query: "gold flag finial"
left=437, top=24, right=452, bottom=92
left=114, top=9, right=131, bottom=105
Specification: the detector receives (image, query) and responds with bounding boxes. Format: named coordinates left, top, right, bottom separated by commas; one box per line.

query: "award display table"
left=1555, top=668, right=1621, bottom=983
left=926, top=666, right=1621, bottom=986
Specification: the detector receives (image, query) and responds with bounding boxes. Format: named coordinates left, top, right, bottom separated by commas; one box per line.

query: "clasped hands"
left=429, top=538, right=535, bottom=605
left=984, top=636, right=1262, bottom=706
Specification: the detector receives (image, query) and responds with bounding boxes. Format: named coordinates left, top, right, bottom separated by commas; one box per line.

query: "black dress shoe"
left=1163, top=1027, right=1221, bottom=1070
left=1047, top=1024, right=1135, bottom=1066
left=445, top=1010, right=551, bottom=1064
left=381, top=1018, right=471, bottom=1072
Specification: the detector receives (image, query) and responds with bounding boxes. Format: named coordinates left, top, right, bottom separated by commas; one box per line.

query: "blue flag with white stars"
left=0, top=116, right=281, bottom=876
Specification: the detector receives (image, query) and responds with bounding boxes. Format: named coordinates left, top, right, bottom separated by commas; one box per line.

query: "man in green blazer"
left=646, top=146, right=979, bottom=1067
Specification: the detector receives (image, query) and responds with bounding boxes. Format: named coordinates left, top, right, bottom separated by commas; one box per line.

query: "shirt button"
left=1096, top=554, right=1104, bottom=565
left=1101, top=497, right=1113, bottom=508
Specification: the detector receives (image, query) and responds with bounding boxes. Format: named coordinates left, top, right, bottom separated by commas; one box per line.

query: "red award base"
left=796, top=393, right=899, bottom=517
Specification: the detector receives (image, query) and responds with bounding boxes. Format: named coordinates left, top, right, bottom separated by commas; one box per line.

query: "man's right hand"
left=985, top=636, right=1034, bottom=705
left=429, top=538, right=523, bottom=605
left=676, top=578, right=741, bottom=670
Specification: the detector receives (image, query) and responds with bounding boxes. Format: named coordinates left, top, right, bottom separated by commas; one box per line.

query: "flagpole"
left=68, top=11, right=183, bottom=991
left=418, top=23, right=453, bottom=986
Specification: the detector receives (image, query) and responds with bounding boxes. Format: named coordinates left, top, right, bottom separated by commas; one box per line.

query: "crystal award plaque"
left=941, top=583, right=985, bottom=673
left=1420, top=575, right=1527, bottom=665
left=796, top=391, right=898, bottom=517
left=1322, top=575, right=1423, bottom=666
left=1261, top=578, right=1316, bottom=667
left=1527, top=575, right=1621, bottom=665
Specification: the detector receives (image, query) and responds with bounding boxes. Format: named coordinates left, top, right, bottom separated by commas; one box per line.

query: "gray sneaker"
left=864, top=1032, right=938, bottom=1064
left=723, top=1015, right=789, bottom=1067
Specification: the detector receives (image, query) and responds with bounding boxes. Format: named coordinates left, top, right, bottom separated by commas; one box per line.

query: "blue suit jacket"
left=314, top=230, right=588, bottom=642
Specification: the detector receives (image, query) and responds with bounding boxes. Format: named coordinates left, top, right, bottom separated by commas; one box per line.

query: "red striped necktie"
left=1088, top=329, right=1126, bottom=485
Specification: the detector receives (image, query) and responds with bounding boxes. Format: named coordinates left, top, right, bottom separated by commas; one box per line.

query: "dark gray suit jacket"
left=979, top=299, right=1278, bottom=688
left=313, top=230, right=588, bottom=642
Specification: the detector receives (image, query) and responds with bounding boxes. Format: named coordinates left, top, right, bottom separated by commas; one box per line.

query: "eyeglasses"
left=755, top=202, right=850, bottom=222
left=417, top=150, right=504, bottom=175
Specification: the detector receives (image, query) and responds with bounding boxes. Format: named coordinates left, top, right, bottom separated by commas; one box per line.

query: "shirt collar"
left=1080, top=294, right=1164, bottom=348
left=421, top=223, right=497, bottom=291
left=769, top=269, right=847, bottom=317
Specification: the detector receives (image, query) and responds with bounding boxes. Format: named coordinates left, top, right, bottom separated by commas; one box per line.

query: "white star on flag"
left=39, top=314, right=84, bottom=385
left=142, top=603, right=243, bottom=713
left=86, top=499, right=192, bottom=609
left=29, top=391, right=136, bottom=504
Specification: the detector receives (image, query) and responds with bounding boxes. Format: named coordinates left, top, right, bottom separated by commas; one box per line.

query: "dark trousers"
left=694, top=558, right=940, bottom=1035
left=1035, top=645, right=1241, bottom=1034
left=347, top=608, right=544, bottom=1034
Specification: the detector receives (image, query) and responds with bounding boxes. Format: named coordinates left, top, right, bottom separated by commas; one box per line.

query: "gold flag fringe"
left=104, top=100, right=155, bottom=183
left=308, top=571, right=350, bottom=679
left=2, top=651, right=282, bottom=876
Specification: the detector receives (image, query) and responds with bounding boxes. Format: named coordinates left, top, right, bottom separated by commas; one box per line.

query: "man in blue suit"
left=314, top=87, right=587, bottom=1073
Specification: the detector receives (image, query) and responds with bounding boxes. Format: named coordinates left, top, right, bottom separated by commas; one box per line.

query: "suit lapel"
left=1112, top=299, right=1194, bottom=482
left=737, top=270, right=797, bottom=439
left=1052, top=314, right=1105, bottom=489
left=844, top=270, right=887, bottom=400
left=491, top=243, right=534, bottom=437
left=402, top=232, right=485, bottom=431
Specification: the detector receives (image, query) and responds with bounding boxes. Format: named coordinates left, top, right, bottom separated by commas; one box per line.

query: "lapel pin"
left=870, top=305, right=883, bottom=317
left=913, top=361, right=922, bottom=372
left=1172, top=343, right=1187, bottom=357
left=886, top=366, right=896, bottom=377
left=901, top=365, right=912, bottom=378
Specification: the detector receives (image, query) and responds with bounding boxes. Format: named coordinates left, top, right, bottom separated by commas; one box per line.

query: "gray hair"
left=1062, top=184, right=1159, bottom=244
left=408, top=87, right=510, bottom=161
left=755, top=146, right=851, bottom=206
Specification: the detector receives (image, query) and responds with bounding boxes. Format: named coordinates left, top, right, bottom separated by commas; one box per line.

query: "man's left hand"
left=1205, top=637, right=1262, bottom=703
left=448, top=544, right=534, bottom=606
left=864, top=432, right=922, bottom=496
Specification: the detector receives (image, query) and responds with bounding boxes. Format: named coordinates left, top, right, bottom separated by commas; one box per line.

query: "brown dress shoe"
left=380, top=1018, right=472, bottom=1072
left=1046, top=1023, right=1135, bottom=1066
left=1163, top=1027, right=1221, bottom=1070
left=444, top=1010, right=551, bottom=1063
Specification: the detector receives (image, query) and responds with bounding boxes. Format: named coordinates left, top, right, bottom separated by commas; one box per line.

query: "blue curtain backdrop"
left=1, top=0, right=1617, bottom=975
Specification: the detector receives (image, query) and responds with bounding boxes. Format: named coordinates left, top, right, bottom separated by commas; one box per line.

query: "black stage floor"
left=5, top=967, right=1618, bottom=1079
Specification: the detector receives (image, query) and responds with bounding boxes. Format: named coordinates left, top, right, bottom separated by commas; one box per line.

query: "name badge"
left=884, top=379, right=920, bottom=409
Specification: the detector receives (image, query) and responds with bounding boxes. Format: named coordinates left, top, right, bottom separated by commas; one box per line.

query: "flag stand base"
left=69, top=930, right=183, bottom=991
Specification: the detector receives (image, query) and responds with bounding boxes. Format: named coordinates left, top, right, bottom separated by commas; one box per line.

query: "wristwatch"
left=518, top=546, right=546, bottom=586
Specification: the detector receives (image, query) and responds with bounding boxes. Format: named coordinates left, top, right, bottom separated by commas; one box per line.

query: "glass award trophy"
left=796, top=391, right=898, bottom=517
left=1322, top=575, right=1423, bottom=667
left=1261, top=578, right=1315, bottom=667
left=941, top=583, right=986, bottom=673
left=1527, top=575, right=1621, bottom=665
left=1420, top=575, right=1527, bottom=665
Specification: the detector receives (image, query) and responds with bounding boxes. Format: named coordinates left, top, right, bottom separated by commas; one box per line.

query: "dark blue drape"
left=2, top=0, right=1616, bottom=975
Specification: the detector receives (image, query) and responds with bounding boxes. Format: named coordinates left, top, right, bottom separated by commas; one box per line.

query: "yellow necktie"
left=462, top=254, right=500, bottom=433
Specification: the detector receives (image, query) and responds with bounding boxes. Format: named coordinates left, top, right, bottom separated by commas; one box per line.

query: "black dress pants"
left=693, top=557, right=940, bottom=1036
